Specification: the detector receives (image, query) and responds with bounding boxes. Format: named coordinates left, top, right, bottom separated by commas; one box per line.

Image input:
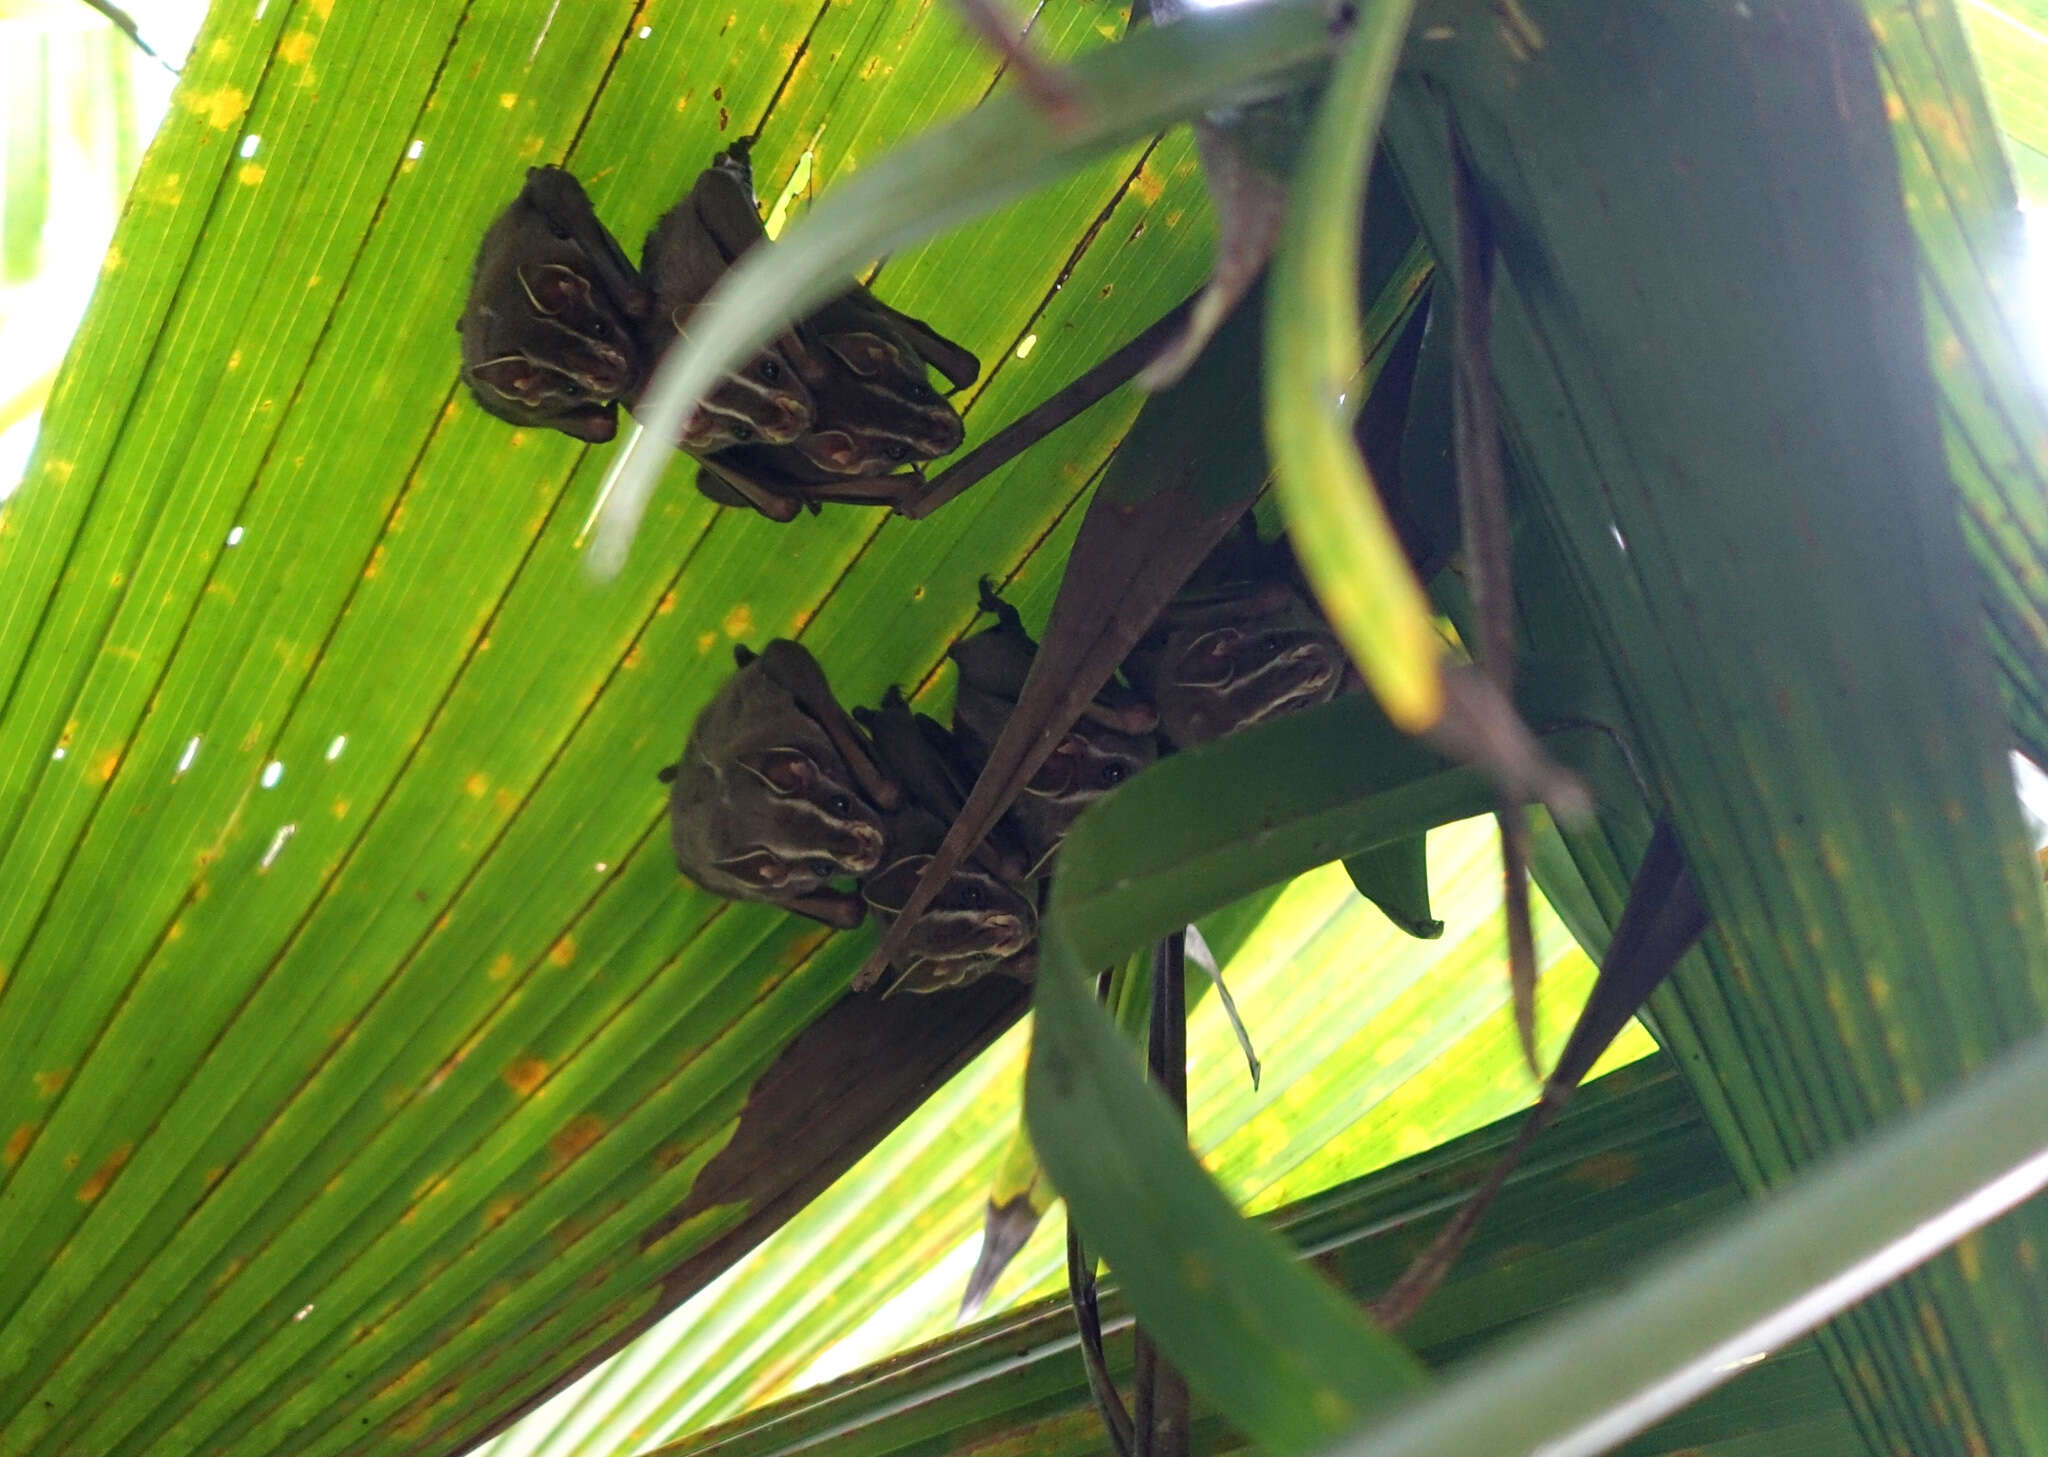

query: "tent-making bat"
left=949, top=581, right=1159, bottom=879
left=1124, top=533, right=1349, bottom=750
left=659, top=640, right=901, bottom=930
left=458, top=167, right=651, bottom=443
left=637, top=144, right=819, bottom=454
left=854, top=688, right=1040, bottom=993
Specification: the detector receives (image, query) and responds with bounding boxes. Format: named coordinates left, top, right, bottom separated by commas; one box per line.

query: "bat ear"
left=655, top=763, right=678, bottom=785
left=740, top=747, right=814, bottom=796
left=821, top=331, right=897, bottom=379
left=522, top=263, right=592, bottom=316
left=554, top=405, right=618, bottom=443
left=805, top=430, right=862, bottom=472
left=714, top=849, right=791, bottom=888
left=732, top=643, right=758, bottom=667
left=861, top=855, right=931, bottom=915
left=1028, top=738, right=1084, bottom=797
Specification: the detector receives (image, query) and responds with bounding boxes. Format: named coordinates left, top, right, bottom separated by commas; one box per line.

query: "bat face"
left=790, top=327, right=967, bottom=474
left=1150, top=613, right=1345, bottom=748
left=664, top=647, right=891, bottom=920
left=673, top=339, right=817, bottom=452
left=861, top=838, right=1039, bottom=992
left=1128, top=571, right=1348, bottom=749
left=674, top=744, right=888, bottom=896
left=459, top=168, right=650, bottom=444
left=1012, top=720, right=1157, bottom=875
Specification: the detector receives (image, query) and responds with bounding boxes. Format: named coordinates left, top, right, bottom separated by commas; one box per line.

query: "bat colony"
left=456, top=146, right=1355, bottom=994
left=457, top=132, right=1700, bottom=1364
left=661, top=548, right=1346, bottom=995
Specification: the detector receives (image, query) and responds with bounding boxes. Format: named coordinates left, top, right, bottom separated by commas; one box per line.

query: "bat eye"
left=1101, top=763, right=1129, bottom=786
left=884, top=443, right=911, bottom=463
left=587, top=317, right=611, bottom=339
left=826, top=794, right=852, bottom=816
left=807, top=858, right=839, bottom=880
left=759, top=360, right=781, bottom=383
left=960, top=885, right=986, bottom=909
left=731, top=422, right=754, bottom=441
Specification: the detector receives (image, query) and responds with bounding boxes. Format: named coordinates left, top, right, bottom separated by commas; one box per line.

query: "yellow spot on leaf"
left=498, top=92, right=519, bottom=109
left=76, top=1143, right=132, bottom=1202
left=1569, top=1150, right=1638, bottom=1191
left=622, top=644, right=642, bottom=669
left=549, top=1113, right=606, bottom=1168
left=548, top=935, right=576, bottom=967
left=277, top=29, right=315, bottom=64
left=33, top=1069, right=68, bottom=1098
left=1918, top=1299, right=1949, bottom=1354
left=377, top=1359, right=430, bottom=1399
left=237, top=163, right=266, bottom=187
left=1866, top=972, right=1892, bottom=1010
left=722, top=604, right=753, bottom=638
left=696, top=631, right=716, bottom=654
left=4, top=1124, right=35, bottom=1167
left=657, top=591, right=678, bottom=615
left=481, top=1194, right=519, bottom=1229
left=1311, top=1389, right=1356, bottom=1432
left=1957, top=1233, right=1982, bottom=1282
left=167, top=919, right=185, bottom=942
left=332, top=797, right=351, bottom=819
left=464, top=773, right=489, bottom=799
left=488, top=952, right=516, bottom=982
left=503, top=1056, right=548, bottom=1096
left=184, top=86, right=248, bottom=130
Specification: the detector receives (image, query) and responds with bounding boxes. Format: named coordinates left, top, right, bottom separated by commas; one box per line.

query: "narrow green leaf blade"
left=1027, top=917, right=1427, bottom=1456
left=1265, top=0, right=1436, bottom=731
left=1344, top=835, right=1444, bottom=940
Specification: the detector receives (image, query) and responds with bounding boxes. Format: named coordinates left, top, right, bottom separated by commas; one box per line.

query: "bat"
left=855, top=688, right=1041, bottom=993
left=659, top=640, right=901, bottom=930
left=458, top=166, right=651, bottom=443
left=949, top=581, right=1159, bottom=878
